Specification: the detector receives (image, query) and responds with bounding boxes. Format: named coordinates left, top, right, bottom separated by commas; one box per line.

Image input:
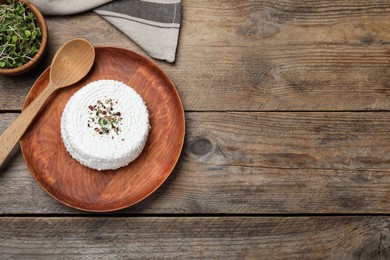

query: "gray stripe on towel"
left=96, top=0, right=181, bottom=24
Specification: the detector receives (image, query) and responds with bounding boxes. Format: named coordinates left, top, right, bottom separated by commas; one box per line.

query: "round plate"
left=20, top=47, right=185, bottom=212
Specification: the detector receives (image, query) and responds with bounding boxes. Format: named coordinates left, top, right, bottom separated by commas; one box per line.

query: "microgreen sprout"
left=0, top=0, right=42, bottom=68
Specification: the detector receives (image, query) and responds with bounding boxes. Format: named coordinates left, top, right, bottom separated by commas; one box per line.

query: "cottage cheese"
left=61, top=80, right=150, bottom=170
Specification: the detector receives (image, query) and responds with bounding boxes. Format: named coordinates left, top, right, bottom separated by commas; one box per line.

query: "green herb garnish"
left=0, top=0, right=42, bottom=68
left=98, top=117, right=109, bottom=127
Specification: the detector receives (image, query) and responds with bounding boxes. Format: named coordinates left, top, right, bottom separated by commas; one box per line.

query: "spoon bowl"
left=0, top=38, right=95, bottom=167
left=50, top=39, right=95, bottom=87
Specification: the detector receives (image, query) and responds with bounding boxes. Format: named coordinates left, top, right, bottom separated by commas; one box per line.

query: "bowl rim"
left=0, top=0, right=48, bottom=76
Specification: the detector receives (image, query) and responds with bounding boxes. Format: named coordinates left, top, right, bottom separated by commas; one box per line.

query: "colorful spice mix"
left=87, top=98, right=123, bottom=137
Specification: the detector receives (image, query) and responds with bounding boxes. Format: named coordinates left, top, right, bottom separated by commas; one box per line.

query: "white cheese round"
left=61, top=79, right=150, bottom=170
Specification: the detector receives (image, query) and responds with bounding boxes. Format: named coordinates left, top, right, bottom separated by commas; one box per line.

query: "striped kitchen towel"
left=30, top=0, right=182, bottom=62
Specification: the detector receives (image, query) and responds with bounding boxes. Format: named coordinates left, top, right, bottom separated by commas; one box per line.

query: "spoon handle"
left=0, top=82, right=55, bottom=167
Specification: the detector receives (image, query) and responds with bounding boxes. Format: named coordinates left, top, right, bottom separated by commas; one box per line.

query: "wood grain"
left=1, top=112, right=389, bottom=214
left=18, top=47, right=184, bottom=212
left=0, top=217, right=389, bottom=259
left=1, top=1, right=389, bottom=257
left=2, top=1, right=390, bottom=110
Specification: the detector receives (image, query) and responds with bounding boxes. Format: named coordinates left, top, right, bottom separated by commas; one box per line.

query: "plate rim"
left=20, top=46, right=186, bottom=212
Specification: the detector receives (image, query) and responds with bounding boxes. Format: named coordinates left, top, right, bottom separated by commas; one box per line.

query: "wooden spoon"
left=0, top=38, right=95, bottom=167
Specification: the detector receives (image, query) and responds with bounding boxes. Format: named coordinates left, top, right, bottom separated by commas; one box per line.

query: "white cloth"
left=30, top=0, right=181, bottom=62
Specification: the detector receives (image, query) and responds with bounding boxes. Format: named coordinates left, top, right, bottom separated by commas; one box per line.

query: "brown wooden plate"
left=20, top=47, right=185, bottom=212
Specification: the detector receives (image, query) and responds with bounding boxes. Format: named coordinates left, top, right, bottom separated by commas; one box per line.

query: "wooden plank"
left=1, top=112, right=389, bottom=214
left=2, top=1, right=390, bottom=111
left=0, top=216, right=389, bottom=259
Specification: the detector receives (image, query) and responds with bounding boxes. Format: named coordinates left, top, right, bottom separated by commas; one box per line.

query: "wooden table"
left=1, top=1, right=389, bottom=258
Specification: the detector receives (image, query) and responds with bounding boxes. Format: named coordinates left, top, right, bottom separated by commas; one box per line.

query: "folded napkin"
left=30, top=0, right=181, bottom=62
